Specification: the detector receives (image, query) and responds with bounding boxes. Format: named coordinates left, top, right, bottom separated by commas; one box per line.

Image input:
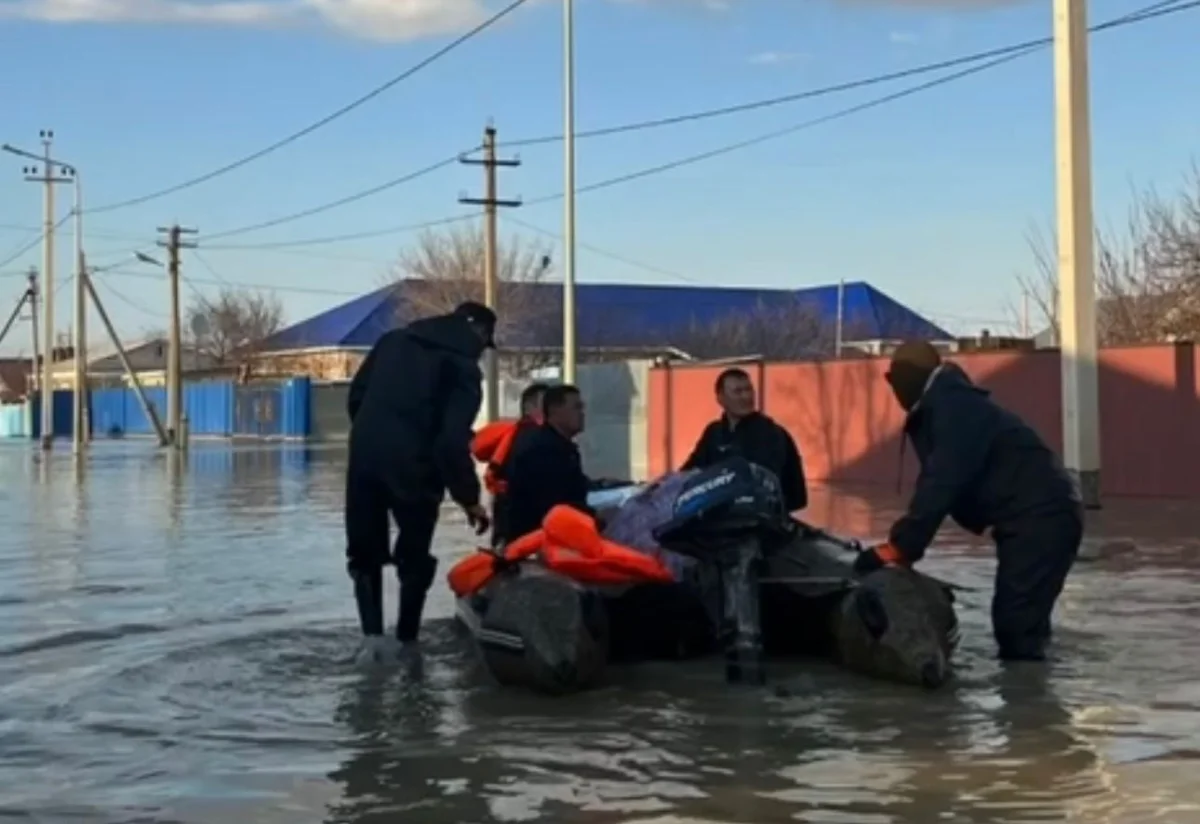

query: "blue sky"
left=0, top=0, right=1197, bottom=356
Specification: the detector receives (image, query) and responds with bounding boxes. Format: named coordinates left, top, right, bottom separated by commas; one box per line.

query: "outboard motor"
left=653, top=457, right=791, bottom=686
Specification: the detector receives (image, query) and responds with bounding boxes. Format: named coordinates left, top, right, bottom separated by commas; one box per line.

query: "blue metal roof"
left=259, top=280, right=952, bottom=352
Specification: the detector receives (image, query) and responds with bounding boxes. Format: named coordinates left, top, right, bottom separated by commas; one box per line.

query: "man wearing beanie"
left=344, top=301, right=496, bottom=662
left=855, top=340, right=1083, bottom=662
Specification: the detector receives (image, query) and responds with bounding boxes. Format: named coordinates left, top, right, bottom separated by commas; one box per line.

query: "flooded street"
left=2, top=442, right=1199, bottom=824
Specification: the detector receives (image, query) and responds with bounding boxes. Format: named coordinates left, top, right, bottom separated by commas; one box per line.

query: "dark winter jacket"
left=347, top=313, right=485, bottom=508
left=888, top=363, right=1081, bottom=562
left=681, top=412, right=808, bottom=512
left=502, top=424, right=594, bottom=543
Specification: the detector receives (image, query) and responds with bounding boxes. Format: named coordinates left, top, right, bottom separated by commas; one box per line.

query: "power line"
left=171, top=0, right=1194, bottom=249
left=84, top=0, right=534, bottom=215
left=200, top=155, right=465, bottom=241
left=0, top=213, right=71, bottom=271
left=503, top=214, right=703, bottom=284
left=203, top=212, right=479, bottom=250
left=519, top=0, right=1199, bottom=207
left=104, top=267, right=363, bottom=298
left=503, top=0, right=1194, bottom=149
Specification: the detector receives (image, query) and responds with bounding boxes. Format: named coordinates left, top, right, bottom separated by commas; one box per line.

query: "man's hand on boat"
left=853, top=542, right=911, bottom=574
left=463, top=503, right=492, bottom=536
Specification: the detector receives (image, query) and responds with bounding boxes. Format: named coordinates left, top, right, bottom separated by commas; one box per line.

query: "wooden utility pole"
left=157, top=224, right=196, bottom=447
left=459, top=124, right=521, bottom=423
left=27, top=269, right=40, bottom=395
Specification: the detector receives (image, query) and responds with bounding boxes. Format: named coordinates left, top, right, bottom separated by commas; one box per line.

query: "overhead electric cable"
left=84, top=0, right=533, bottom=214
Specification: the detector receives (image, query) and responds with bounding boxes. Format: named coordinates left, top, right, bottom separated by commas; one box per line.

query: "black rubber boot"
left=396, top=555, right=438, bottom=643
left=351, top=565, right=385, bottom=637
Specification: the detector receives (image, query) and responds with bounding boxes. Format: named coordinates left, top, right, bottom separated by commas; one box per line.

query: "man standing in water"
left=856, top=341, right=1083, bottom=662
left=345, top=302, right=495, bottom=661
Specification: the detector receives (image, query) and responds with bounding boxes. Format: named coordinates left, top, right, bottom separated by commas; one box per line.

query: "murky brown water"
left=2, top=442, right=1200, bottom=823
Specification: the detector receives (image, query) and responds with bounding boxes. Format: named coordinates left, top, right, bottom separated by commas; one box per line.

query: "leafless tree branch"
left=185, top=287, right=285, bottom=366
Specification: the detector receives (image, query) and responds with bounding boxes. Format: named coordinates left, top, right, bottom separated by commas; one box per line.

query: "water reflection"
left=0, top=442, right=1198, bottom=823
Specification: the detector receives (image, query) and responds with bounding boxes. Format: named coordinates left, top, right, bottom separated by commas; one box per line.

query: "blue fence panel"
left=183, top=381, right=234, bottom=436
left=234, top=383, right=283, bottom=438
left=281, top=377, right=311, bottom=439
left=90, top=387, right=126, bottom=436
left=0, top=403, right=28, bottom=438
left=29, top=391, right=74, bottom=439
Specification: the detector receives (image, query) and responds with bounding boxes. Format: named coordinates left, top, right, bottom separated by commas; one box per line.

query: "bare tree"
left=185, top=286, right=285, bottom=365
left=1016, top=165, right=1200, bottom=346
left=670, top=299, right=839, bottom=361
left=391, top=222, right=556, bottom=373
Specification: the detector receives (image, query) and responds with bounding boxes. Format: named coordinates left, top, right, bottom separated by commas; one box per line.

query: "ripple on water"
left=2, top=444, right=1200, bottom=823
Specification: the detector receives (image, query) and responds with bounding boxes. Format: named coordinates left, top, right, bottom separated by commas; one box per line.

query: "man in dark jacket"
left=487, top=381, right=549, bottom=547
left=855, top=341, right=1083, bottom=662
left=681, top=367, right=807, bottom=513
left=502, top=383, right=594, bottom=542
left=345, top=301, right=495, bottom=652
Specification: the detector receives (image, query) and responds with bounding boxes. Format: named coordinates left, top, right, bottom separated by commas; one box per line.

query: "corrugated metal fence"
left=20, top=378, right=312, bottom=440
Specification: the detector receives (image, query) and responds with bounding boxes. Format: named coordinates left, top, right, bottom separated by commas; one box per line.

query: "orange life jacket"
left=471, top=416, right=540, bottom=495
left=446, top=504, right=674, bottom=597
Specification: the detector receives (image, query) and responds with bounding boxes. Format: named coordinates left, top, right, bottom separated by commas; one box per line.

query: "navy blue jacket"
left=888, top=363, right=1080, bottom=562
left=347, top=314, right=484, bottom=508
left=682, top=412, right=807, bottom=512
left=502, top=424, right=594, bottom=542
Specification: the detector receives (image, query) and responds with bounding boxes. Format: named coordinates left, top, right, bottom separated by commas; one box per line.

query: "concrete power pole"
left=157, top=224, right=196, bottom=446
left=459, top=124, right=521, bottom=423
left=17, top=131, right=72, bottom=450
left=1053, top=0, right=1101, bottom=508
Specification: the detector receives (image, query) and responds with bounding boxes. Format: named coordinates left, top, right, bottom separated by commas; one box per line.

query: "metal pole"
left=40, top=133, right=55, bottom=451
left=1053, top=0, right=1101, bottom=508
left=562, top=0, right=578, bottom=383
left=72, top=172, right=86, bottom=451
left=834, top=278, right=845, bottom=358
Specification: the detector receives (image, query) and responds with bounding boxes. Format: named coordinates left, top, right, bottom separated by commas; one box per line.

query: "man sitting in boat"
left=501, top=383, right=598, bottom=545
left=681, top=367, right=808, bottom=513
left=472, top=381, right=550, bottom=547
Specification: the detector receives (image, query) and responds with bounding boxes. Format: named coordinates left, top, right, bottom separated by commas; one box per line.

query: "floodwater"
left=2, top=442, right=1200, bottom=824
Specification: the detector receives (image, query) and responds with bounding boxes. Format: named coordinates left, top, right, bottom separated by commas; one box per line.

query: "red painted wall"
left=648, top=344, right=1200, bottom=498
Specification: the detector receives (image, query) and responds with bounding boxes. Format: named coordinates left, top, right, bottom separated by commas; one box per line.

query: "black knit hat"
left=453, top=301, right=497, bottom=348
left=887, top=340, right=942, bottom=410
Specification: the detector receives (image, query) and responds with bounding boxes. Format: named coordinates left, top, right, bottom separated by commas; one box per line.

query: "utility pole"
left=459, top=124, right=521, bottom=423
left=1021, top=288, right=1031, bottom=338
left=1053, top=0, right=1101, bottom=508
left=13, top=131, right=72, bottom=450
left=27, top=269, right=40, bottom=397
left=0, top=280, right=30, bottom=349
left=157, top=224, right=196, bottom=446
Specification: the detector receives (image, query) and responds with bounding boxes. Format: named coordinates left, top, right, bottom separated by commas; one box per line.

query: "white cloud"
left=747, top=50, right=802, bottom=66
left=0, top=0, right=492, bottom=41
left=888, top=29, right=920, bottom=44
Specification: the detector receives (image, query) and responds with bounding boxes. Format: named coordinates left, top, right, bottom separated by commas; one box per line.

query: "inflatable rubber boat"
left=449, top=457, right=960, bottom=695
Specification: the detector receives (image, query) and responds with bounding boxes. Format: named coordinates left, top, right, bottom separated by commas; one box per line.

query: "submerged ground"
left=1, top=441, right=1198, bottom=823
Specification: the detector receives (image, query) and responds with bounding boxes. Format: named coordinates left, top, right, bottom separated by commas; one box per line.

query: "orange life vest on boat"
left=447, top=504, right=675, bottom=597
left=471, top=416, right=540, bottom=496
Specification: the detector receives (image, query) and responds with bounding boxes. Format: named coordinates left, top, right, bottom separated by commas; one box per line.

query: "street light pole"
left=562, top=0, right=578, bottom=383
